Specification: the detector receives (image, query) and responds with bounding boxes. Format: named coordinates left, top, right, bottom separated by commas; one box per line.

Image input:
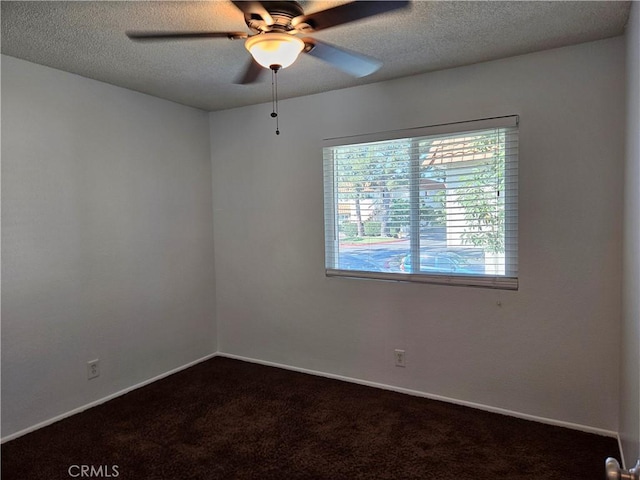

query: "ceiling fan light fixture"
left=245, top=33, right=305, bottom=70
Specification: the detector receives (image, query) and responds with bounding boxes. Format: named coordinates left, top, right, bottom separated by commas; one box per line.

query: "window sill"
left=326, top=269, right=518, bottom=290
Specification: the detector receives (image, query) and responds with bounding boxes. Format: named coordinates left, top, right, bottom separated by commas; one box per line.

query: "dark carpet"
left=2, top=357, right=619, bottom=479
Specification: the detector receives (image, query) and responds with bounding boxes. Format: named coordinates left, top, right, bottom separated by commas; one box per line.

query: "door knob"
left=606, top=458, right=640, bottom=480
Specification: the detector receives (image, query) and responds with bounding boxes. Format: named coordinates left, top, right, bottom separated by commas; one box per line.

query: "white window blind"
left=323, top=116, right=519, bottom=289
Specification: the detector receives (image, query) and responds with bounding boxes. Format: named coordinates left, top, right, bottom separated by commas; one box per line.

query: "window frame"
left=323, top=115, right=519, bottom=290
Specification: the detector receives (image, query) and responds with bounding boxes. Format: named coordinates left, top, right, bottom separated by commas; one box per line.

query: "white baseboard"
left=1, top=352, right=218, bottom=444
left=217, top=352, right=620, bottom=439
left=3, top=350, right=621, bottom=447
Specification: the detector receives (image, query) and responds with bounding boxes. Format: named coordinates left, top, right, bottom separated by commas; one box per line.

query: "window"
left=323, top=116, right=519, bottom=289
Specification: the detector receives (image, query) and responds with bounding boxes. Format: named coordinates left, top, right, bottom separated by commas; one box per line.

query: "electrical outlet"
left=87, top=359, right=100, bottom=380
left=394, top=349, right=406, bottom=367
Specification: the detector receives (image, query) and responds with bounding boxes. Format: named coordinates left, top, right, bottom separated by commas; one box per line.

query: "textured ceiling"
left=1, top=1, right=632, bottom=111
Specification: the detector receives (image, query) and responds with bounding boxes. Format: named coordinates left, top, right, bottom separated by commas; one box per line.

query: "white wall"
left=1, top=55, right=217, bottom=438
left=210, top=37, right=625, bottom=432
left=620, top=1, right=640, bottom=466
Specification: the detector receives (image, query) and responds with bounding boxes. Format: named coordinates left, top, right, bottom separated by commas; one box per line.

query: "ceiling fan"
left=126, top=1, right=410, bottom=84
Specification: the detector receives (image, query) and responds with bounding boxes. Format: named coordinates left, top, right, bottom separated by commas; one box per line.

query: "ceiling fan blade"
left=292, top=1, right=409, bottom=32
left=235, top=58, right=265, bottom=84
left=303, top=38, right=382, bottom=78
left=126, top=31, right=248, bottom=41
left=231, top=1, right=274, bottom=26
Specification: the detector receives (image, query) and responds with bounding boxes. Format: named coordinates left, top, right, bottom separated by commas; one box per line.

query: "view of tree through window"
left=324, top=120, right=518, bottom=288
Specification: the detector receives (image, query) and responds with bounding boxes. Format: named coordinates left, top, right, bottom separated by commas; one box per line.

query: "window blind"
left=323, top=116, right=519, bottom=289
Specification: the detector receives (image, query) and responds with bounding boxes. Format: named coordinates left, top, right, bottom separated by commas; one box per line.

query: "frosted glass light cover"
left=245, top=33, right=305, bottom=69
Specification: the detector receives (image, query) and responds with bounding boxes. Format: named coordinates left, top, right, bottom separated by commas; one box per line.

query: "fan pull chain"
left=270, top=66, right=280, bottom=135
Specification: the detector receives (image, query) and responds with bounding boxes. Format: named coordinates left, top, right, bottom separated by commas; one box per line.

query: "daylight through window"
left=323, top=116, right=519, bottom=289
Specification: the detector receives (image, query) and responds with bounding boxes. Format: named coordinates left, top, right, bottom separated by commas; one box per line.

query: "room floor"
left=1, top=357, right=619, bottom=479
